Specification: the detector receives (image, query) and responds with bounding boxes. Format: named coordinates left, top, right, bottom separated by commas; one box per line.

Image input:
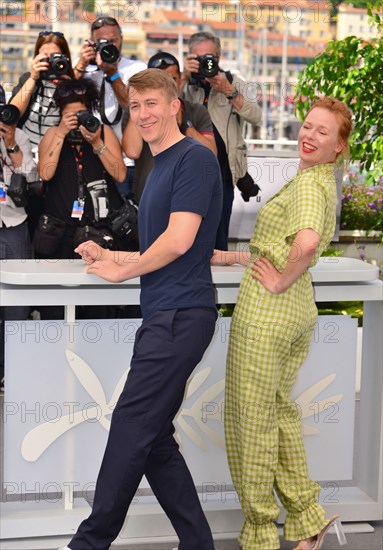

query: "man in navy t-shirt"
left=70, top=69, right=222, bottom=550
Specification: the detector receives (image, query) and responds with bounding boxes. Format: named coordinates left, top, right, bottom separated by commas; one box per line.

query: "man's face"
left=129, top=87, right=180, bottom=151
left=91, top=24, right=122, bottom=53
left=190, top=39, right=219, bottom=62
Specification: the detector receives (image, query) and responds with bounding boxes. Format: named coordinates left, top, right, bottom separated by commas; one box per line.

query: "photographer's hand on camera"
left=78, top=123, right=102, bottom=147
left=30, top=53, right=50, bottom=81
left=0, top=122, right=22, bottom=167
left=181, top=54, right=200, bottom=89
left=74, top=41, right=96, bottom=73
left=57, top=111, right=79, bottom=138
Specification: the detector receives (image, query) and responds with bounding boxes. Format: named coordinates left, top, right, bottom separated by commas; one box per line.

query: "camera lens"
left=99, top=43, right=119, bottom=64
left=52, top=57, right=69, bottom=75
left=76, top=110, right=101, bottom=133
left=84, top=114, right=100, bottom=132
left=0, top=104, right=20, bottom=126
left=199, top=54, right=219, bottom=78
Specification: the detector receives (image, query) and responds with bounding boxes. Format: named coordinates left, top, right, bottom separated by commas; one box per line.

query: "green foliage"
left=317, top=301, right=364, bottom=326
left=341, top=172, right=383, bottom=232
left=295, top=1, right=383, bottom=177
left=320, top=247, right=344, bottom=257
left=82, top=0, right=95, bottom=13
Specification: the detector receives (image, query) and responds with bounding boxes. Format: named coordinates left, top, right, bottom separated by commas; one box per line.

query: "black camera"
left=236, top=172, right=261, bottom=203
left=67, top=110, right=101, bottom=144
left=77, top=110, right=100, bottom=132
left=40, top=53, right=70, bottom=80
left=194, top=54, right=219, bottom=80
left=93, top=39, right=119, bottom=64
left=0, top=104, right=20, bottom=126
left=108, top=199, right=138, bottom=240
left=7, top=173, right=45, bottom=208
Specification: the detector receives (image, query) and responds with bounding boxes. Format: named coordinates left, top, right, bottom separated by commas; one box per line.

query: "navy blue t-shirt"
left=138, top=137, right=223, bottom=319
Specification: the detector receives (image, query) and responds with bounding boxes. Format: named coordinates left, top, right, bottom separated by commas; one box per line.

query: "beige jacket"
left=183, top=73, right=262, bottom=185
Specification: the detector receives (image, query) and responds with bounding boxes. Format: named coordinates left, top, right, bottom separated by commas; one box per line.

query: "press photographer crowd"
left=1, top=16, right=364, bottom=550
left=0, top=24, right=261, bottom=391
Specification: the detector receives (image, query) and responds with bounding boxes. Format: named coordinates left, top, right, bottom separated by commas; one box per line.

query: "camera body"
left=108, top=199, right=138, bottom=240
left=7, top=173, right=45, bottom=208
left=193, top=54, right=219, bottom=80
left=67, top=110, right=101, bottom=144
left=0, top=104, right=20, bottom=126
left=40, top=54, right=70, bottom=80
left=93, top=39, right=119, bottom=64
left=77, top=110, right=100, bottom=132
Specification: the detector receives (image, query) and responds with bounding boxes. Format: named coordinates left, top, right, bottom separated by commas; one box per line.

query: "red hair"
left=307, top=97, right=352, bottom=159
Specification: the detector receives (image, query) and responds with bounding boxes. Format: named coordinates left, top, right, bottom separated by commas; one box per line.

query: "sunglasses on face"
left=148, top=57, right=178, bottom=69
left=91, top=17, right=119, bottom=31
left=57, top=85, right=87, bottom=98
left=39, top=31, right=64, bottom=38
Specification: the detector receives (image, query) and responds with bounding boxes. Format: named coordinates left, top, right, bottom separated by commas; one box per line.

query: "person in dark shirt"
left=122, top=51, right=216, bottom=203
left=62, top=69, right=223, bottom=550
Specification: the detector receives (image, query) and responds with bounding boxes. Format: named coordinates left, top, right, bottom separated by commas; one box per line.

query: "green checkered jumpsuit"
left=225, top=163, right=337, bottom=550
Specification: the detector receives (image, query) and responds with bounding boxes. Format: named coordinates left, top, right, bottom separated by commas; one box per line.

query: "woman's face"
left=298, top=107, right=343, bottom=171
left=61, top=101, right=87, bottom=117
left=38, top=42, right=62, bottom=58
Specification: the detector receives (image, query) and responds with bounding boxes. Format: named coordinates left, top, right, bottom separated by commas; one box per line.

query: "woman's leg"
left=274, top=325, right=326, bottom=542
left=225, top=317, right=285, bottom=550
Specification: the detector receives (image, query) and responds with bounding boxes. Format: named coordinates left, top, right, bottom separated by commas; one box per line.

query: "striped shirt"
left=22, top=81, right=60, bottom=153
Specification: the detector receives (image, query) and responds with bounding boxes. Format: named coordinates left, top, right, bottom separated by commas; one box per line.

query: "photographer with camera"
left=0, top=96, right=38, bottom=392
left=181, top=31, right=262, bottom=250
left=36, top=78, right=130, bottom=261
left=10, top=31, right=74, bottom=239
left=74, top=16, right=146, bottom=198
left=10, top=31, right=74, bottom=154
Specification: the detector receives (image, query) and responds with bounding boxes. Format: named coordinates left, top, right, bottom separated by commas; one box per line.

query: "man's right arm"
left=77, top=211, right=203, bottom=282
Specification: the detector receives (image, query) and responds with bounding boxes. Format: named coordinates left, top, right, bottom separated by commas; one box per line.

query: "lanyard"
left=71, top=144, right=86, bottom=201
left=0, top=153, right=15, bottom=174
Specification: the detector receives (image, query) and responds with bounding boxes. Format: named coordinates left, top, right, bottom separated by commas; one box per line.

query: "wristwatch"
left=226, top=89, right=239, bottom=101
left=6, top=144, right=20, bottom=154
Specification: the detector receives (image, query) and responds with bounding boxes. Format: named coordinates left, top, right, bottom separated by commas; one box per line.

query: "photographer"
left=73, top=16, right=146, bottom=198
left=36, top=78, right=129, bottom=260
left=0, top=98, right=37, bottom=392
left=181, top=31, right=262, bottom=249
left=10, top=31, right=74, bottom=238
left=10, top=31, right=74, bottom=153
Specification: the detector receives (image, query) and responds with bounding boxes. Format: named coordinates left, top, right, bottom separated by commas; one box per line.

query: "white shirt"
left=22, top=81, right=60, bottom=155
left=0, top=128, right=38, bottom=227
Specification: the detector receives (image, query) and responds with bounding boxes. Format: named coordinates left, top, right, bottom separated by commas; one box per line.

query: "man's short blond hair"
left=128, top=68, right=178, bottom=103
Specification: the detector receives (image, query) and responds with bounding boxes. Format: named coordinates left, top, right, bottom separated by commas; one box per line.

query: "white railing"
left=245, top=138, right=298, bottom=158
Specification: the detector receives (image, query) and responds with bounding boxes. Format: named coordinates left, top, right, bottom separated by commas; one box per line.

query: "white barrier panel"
left=4, top=315, right=356, bottom=498
left=229, top=157, right=299, bottom=240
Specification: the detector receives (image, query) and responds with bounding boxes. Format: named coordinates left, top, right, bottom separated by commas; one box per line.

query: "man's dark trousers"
left=69, top=307, right=217, bottom=550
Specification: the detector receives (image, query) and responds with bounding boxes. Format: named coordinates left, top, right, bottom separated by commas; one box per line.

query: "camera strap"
left=0, top=152, right=16, bottom=176
left=71, top=144, right=86, bottom=206
left=99, top=78, right=122, bottom=126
